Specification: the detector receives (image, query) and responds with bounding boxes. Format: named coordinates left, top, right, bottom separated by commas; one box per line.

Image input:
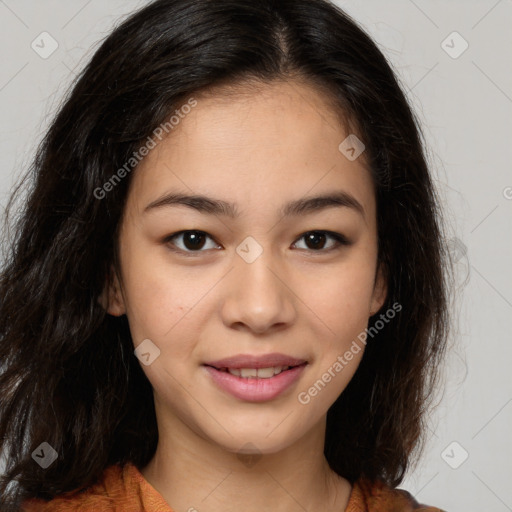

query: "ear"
left=98, top=266, right=126, bottom=316
left=369, top=262, right=387, bottom=316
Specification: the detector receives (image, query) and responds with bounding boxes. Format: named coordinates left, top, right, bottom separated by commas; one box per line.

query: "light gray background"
left=0, top=1, right=511, bottom=511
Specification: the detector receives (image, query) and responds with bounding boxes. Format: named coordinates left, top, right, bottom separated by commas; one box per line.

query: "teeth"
left=253, top=367, right=275, bottom=378
left=225, top=366, right=290, bottom=378
left=240, top=368, right=258, bottom=378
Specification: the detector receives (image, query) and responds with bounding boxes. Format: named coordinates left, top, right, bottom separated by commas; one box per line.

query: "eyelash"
left=163, top=230, right=351, bottom=256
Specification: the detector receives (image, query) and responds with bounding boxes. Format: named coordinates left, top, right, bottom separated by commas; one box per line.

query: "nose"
left=220, top=249, right=296, bottom=335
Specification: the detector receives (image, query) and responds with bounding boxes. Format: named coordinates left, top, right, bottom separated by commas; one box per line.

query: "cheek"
left=297, top=268, right=372, bottom=410
left=119, top=243, right=201, bottom=342
left=311, top=260, right=376, bottom=333
left=302, top=256, right=376, bottom=395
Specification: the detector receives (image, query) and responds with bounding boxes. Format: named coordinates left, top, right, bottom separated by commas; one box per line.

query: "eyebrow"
left=144, top=190, right=365, bottom=219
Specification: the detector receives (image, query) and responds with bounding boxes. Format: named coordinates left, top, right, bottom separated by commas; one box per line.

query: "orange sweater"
left=21, top=462, right=444, bottom=511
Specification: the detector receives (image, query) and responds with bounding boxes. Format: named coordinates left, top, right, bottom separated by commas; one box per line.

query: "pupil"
left=184, top=231, right=205, bottom=250
left=306, top=232, right=325, bottom=250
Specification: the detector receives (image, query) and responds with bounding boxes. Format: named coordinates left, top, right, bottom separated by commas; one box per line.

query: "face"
left=106, top=79, right=386, bottom=456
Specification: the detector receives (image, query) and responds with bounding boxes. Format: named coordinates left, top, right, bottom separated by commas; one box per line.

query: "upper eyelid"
left=166, top=230, right=348, bottom=251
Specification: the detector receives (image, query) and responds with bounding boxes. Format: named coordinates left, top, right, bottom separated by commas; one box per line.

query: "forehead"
left=126, top=79, right=375, bottom=224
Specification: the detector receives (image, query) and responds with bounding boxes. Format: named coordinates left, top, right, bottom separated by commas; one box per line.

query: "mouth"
left=204, top=363, right=307, bottom=379
left=202, top=356, right=308, bottom=402
left=203, top=352, right=308, bottom=371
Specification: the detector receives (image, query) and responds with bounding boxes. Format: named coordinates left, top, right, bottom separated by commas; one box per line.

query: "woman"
left=0, top=0, right=452, bottom=510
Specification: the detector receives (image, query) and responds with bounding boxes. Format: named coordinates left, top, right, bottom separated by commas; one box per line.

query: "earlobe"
left=369, top=262, right=388, bottom=316
left=98, top=267, right=126, bottom=316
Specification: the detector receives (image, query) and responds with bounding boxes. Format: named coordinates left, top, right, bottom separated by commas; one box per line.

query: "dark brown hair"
left=0, top=0, right=452, bottom=509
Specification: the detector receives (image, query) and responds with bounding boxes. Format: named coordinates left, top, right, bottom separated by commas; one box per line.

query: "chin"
left=205, top=421, right=310, bottom=457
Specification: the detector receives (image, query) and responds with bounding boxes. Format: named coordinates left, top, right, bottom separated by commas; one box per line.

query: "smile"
left=203, top=363, right=307, bottom=402
left=218, top=366, right=294, bottom=378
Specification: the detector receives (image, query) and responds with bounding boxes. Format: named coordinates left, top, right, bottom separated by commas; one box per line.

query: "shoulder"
left=348, top=477, right=446, bottom=512
left=20, top=462, right=167, bottom=512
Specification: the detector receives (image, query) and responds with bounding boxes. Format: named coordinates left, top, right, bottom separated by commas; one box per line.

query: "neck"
left=141, top=410, right=352, bottom=512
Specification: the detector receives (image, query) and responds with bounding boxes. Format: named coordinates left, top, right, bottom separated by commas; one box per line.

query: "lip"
left=203, top=363, right=307, bottom=402
left=203, top=352, right=307, bottom=370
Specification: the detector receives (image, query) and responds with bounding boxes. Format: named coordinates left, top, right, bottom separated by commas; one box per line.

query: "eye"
left=292, top=231, right=350, bottom=252
left=165, top=230, right=220, bottom=254
left=164, top=229, right=350, bottom=256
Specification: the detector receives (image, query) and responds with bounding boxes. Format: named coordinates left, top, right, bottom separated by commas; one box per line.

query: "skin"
left=105, top=78, right=387, bottom=512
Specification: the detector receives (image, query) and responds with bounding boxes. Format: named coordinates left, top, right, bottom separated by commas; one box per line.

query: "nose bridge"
left=221, top=239, right=295, bottom=332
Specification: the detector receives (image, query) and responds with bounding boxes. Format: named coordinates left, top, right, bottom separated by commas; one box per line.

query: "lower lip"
left=203, top=364, right=307, bottom=402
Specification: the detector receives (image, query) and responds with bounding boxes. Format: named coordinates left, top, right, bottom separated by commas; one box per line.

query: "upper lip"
left=203, top=353, right=308, bottom=369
